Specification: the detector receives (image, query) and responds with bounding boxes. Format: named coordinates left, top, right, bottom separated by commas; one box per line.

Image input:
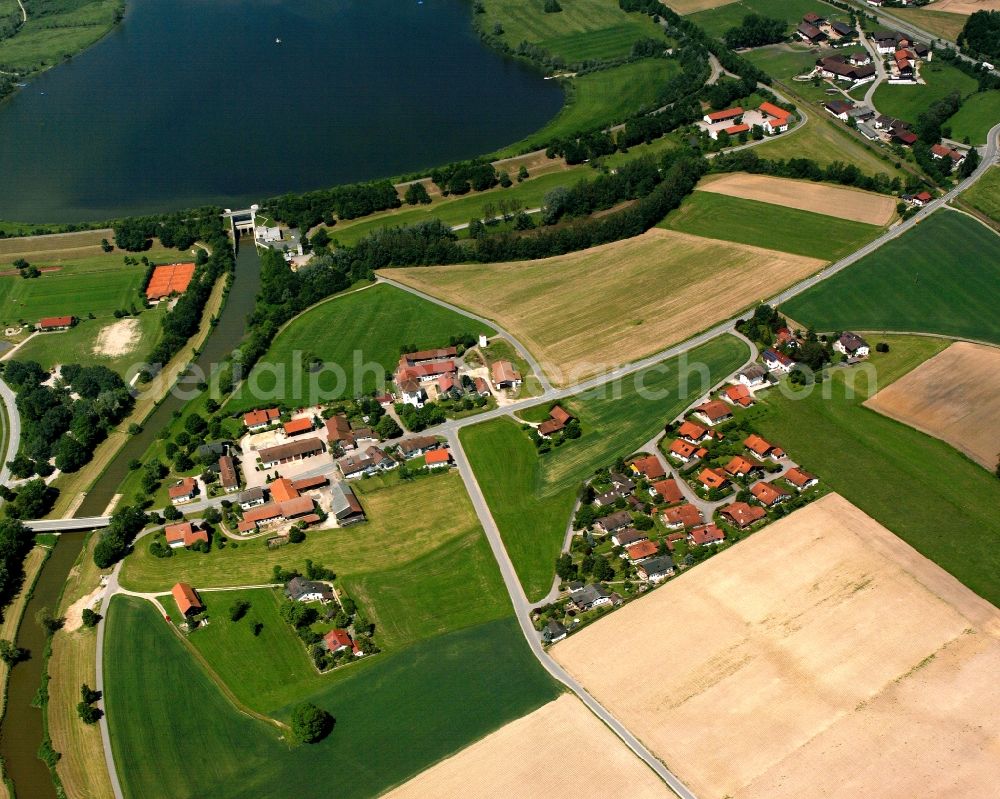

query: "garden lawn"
left=946, top=90, right=1000, bottom=145
left=659, top=191, right=882, bottom=260
left=460, top=335, right=749, bottom=600
left=872, top=60, right=978, bottom=124
left=686, top=0, right=847, bottom=38
left=224, top=283, right=493, bottom=411
left=328, top=168, right=588, bottom=247
left=782, top=210, right=1000, bottom=345
left=748, top=335, right=1000, bottom=607
left=477, top=0, right=660, bottom=62
left=504, top=59, right=679, bottom=153
left=962, top=166, right=1000, bottom=223
left=106, top=598, right=559, bottom=799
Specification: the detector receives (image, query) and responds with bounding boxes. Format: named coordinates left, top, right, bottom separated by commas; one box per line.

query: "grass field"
left=782, top=211, right=1000, bottom=345
left=328, top=168, right=589, bottom=247
left=503, top=59, right=679, bottom=153
left=946, top=89, right=1000, bottom=145
left=686, top=0, right=846, bottom=37
left=224, top=283, right=493, bottom=412
left=385, top=228, right=821, bottom=383
left=12, top=304, right=165, bottom=373
left=460, top=335, right=749, bottom=600
left=742, top=42, right=835, bottom=80
left=106, top=597, right=559, bottom=799
left=0, top=0, right=122, bottom=73
left=747, top=336, right=1000, bottom=607
left=476, top=0, right=661, bottom=62
left=0, top=247, right=185, bottom=326
left=660, top=190, right=883, bottom=259
left=889, top=5, right=968, bottom=40
left=872, top=59, right=979, bottom=124
left=962, top=166, right=1000, bottom=223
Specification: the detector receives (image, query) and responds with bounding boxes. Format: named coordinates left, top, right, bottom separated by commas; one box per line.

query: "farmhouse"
left=738, top=363, right=767, bottom=388
left=650, top=479, right=683, bottom=504
left=692, top=400, right=733, bottom=426
left=324, top=628, right=362, bottom=656
left=703, top=107, right=743, bottom=125
left=36, top=316, right=75, bottom=331
left=930, top=144, right=966, bottom=166
left=568, top=584, right=611, bottom=612
left=218, top=455, right=239, bottom=492
left=816, top=55, right=876, bottom=84
left=538, top=405, right=573, bottom=438
left=824, top=99, right=855, bottom=121
left=402, top=346, right=458, bottom=365
left=258, top=437, right=324, bottom=468
left=168, top=477, right=198, bottom=505
left=723, top=384, right=754, bottom=407
left=237, top=486, right=265, bottom=510
left=282, top=417, right=314, bottom=437
left=803, top=11, right=824, bottom=25
left=330, top=480, right=366, bottom=525
left=751, top=480, right=791, bottom=507
left=491, top=360, right=522, bottom=389
left=626, top=540, right=659, bottom=563
left=595, top=510, right=632, bottom=535
left=835, top=331, right=870, bottom=358
left=242, top=495, right=316, bottom=529
left=759, top=101, right=791, bottom=135
left=662, top=503, right=702, bottom=529
left=720, top=501, right=767, bottom=528
left=893, top=128, right=918, bottom=146
left=797, top=22, right=825, bottom=43
left=286, top=576, right=334, bottom=602
left=397, top=435, right=439, bottom=459
left=171, top=582, right=204, bottom=617
left=397, top=377, right=427, bottom=408
left=688, top=523, right=724, bottom=546
left=164, top=522, right=208, bottom=549
left=630, top=455, right=666, bottom=481
left=145, top=262, right=196, bottom=302
left=762, top=348, right=796, bottom=374
left=243, top=407, right=279, bottom=431
left=425, top=448, right=453, bottom=469
left=637, top=556, right=675, bottom=583
left=785, top=467, right=819, bottom=491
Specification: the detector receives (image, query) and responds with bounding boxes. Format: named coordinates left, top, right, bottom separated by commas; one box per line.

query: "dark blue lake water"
left=0, top=0, right=562, bottom=222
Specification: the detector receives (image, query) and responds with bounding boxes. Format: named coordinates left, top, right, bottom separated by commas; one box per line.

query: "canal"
left=0, top=243, right=262, bottom=798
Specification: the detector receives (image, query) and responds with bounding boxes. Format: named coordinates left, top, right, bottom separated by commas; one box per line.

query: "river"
left=0, top=0, right=563, bottom=223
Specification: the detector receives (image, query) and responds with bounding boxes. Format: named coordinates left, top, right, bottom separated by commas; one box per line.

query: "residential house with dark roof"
left=286, top=576, right=334, bottom=602
left=543, top=618, right=568, bottom=643
left=637, top=556, right=675, bottom=583
left=595, top=510, right=632, bottom=535
left=834, top=331, right=870, bottom=358
left=568, top=584, right=611, bottom=611
left=612, top=528, right=648, bottom=548
left=330, top=481, right=366, bottom=525
left=258, top=437, right=324, bottom=468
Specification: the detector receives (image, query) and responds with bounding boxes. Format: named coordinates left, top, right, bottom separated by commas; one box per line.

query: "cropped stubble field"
left=782, top=211, right=1000, bottom=345
left=460, top=335, right=749, bottom=600
left=385, top=228, right=822, bottom=383
left=864, top=341, right=1000, bottom=470
left=225, top=283, right=494, bottom=411
left=105, top=598, right=559, bottom=799
left=553, top=493, right=1000, bottom=799
left=659, top=189, right=883, bottom=259
left=386, top=694, right=671, bottom=798
left=749, top=335, right=1000, bottom=606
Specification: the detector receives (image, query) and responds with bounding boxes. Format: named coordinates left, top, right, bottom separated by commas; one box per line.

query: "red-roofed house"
left=751, top=480, right=791, bottom=507
left=724, top=384, right=754, bottom=408
left=491, top=360, right=522, bottom=389
left=720, top=502, right=766, bottom=529
left=425, top=448, right=452, bottom=469
left=538, top=405, right=574, bottom=438
left=630, top=455, right=666, bottom=481
left=745, top=434, right=782, bottom=459
left=698, top=468, right=730, bottom=491
left=164, top=522, right=209, bottom=549
left=677, top=420, right=709, bottom=443
left=218, top=455, right=239, bottom=492
left=662, top=503, right=702, bottom=529
left=244, top=407, right=280, bottom=431
left=693, top=400, right=733, bottom=426
left=650, top=479, right=683, bottom=504
left=626, top=540, right=659, bottom=563
left=172, top=582, right=204, bottom=616
left=168, top=477, right=198, bottom=504
left=324, top=628, right=362, bottom=656
left=689, top=524, right=725, bottom=546
left=37, top=316, right=75, bottom=331
left=725, top=123, right=751, bottom=136
left=668, top=439, right=698, bottom=463
left=785, top=467, right=819, bottom=491
left=268, top=477, right=300, bottom=503
left=724, top=455, right=758, bottom=479
left=703, top=107, right=743, bottom=124
left=283, top=417, right=314, bottom=437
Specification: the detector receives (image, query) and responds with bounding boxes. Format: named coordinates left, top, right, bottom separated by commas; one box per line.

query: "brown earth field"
left=864, top=341, right=1000, bottom=470
left=384, top=694, right=671, bottom=798
left=0, top=229, right=114, bottom=264
left=382, top=228, right=824, bottom=385
left=699, top=173, right=897, bottom=225
left=927, top=0, right=999, bottom=13
left=552, top=493, right=1000, bottom=799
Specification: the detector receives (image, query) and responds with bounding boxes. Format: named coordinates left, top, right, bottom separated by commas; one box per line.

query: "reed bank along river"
left=0, top=0, right=563, bottom=223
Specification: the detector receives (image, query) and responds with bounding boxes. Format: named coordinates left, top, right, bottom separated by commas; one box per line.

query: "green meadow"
left=659, top=190, right=883, bottom=260
left=872, top=59, right=978, bottom=124
left=224, top=283, right=494, bottom=412
left=460, top=335, right=750, bottom=600
left=962, top=166, right=1000, bottom=224
left=782, top=211, right=1000, bottom=345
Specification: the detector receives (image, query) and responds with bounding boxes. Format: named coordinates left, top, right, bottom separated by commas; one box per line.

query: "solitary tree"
left=290, top=702, right=334, bottom=743
left=0, top=640, right=28, bottom=666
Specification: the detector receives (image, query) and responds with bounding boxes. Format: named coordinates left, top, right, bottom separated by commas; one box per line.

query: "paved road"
left=0, top=376, right=20, bottom=493
left=860, top=24, right=887, bottom=112
left=94, top=562, right=126, bottom=799
left=447, top=430, right=699, bottom=799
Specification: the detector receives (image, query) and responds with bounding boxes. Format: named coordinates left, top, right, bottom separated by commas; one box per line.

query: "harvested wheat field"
left=0, top=229, right=114, bottom=264
left=383, top=229, right=823, bottom=384
left=552, top=494, right=1000, bottom=799
left=699, top=173, right=897, bottom=225
left=93, top=317, right=142, bottom=357
left=668, top=0, right=738, bottom=13
left=929, top=0, right=999, bottom=13
left=865, top=341, right=1000, bottom=469
left=385, top=694, right=670, bottom=799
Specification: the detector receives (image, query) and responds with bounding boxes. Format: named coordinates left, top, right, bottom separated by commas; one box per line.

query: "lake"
left=0, top=0, right=563, bottom=223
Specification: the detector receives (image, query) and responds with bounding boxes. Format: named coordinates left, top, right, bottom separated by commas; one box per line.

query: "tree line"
left=958, top=10, right=1000, bottom=61
left=263, top=180, right=401, bottom=232
left=709, top=149, right=904, bottom=195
